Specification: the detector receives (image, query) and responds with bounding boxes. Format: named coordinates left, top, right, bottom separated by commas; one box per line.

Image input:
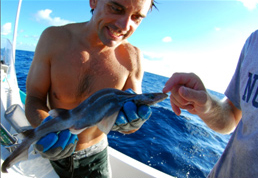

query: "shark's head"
left=132, top=92, right=168, bottom=106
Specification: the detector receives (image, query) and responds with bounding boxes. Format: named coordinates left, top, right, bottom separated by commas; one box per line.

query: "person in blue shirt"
left=163, top=30, right=258, bottom=178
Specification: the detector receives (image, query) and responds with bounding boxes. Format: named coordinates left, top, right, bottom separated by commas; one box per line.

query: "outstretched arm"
left=163, top=72, right=242, bottom=134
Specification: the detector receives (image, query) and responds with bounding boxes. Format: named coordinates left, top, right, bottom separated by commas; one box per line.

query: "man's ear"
left=90, top=0, right=98, bottom=9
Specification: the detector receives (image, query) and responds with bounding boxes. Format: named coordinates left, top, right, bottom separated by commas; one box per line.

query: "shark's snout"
left=133, top=92, right=168, bottom=106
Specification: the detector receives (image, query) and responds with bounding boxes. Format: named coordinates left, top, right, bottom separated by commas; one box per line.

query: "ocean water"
left=15, top=50, right=230, bottom=178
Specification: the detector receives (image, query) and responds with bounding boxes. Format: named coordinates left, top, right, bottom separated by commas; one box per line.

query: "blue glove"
left=112, top=89, right=152, bottom=132
left=34, top=116, right=78, bottom=160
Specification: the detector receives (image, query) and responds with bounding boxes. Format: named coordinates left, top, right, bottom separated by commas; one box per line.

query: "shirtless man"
left=25, top=0, right=156, bottom=177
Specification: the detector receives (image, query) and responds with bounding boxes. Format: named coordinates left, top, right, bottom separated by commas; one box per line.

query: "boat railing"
left=1, top=38, right=13, bottom=66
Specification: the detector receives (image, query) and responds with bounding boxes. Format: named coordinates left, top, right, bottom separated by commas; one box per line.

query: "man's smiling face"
left=90, top=0, right=152, bottom=47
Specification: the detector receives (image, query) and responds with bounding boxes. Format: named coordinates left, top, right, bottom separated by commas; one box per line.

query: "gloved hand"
left=34, top=116, right=78, bottom=160
left=112, top=89, right=152, bottom=133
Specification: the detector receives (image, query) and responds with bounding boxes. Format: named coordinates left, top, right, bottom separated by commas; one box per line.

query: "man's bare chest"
left=50, top=52, right=130, bottom=104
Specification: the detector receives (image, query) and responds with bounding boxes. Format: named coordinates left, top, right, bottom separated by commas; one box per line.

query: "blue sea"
left=15, top=50, right=230, bottom=178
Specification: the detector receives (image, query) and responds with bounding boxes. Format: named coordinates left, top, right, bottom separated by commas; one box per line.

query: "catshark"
left=2, top=88, right=168, bottom=173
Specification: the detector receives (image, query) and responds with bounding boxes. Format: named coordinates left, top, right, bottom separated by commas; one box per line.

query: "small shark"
left=2, top=88, right=168, bottom=173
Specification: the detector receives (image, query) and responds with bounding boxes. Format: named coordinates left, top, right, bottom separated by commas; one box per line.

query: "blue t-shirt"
left=208, top=30, right=258, bottom=177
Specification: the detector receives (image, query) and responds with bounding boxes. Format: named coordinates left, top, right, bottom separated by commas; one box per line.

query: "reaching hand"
left=162, top=73, right=211, bottom=116
left=112, top=89, right=152, bottom=134
left=34, top=116, right=78, bottom=160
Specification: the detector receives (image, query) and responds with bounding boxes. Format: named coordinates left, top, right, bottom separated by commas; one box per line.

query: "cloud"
left=215, top=27, right=221, bottom=31
left=16, top=42, right=37, bottom=52
left=1, top=23, right=12, bottom=35
left=162, top=36, right=172, bottom=43
left=142, top=44, right=242, bottom=94
left=34, top=9, right=73, bottom=26
left=19, top=29, right=24, bottom=33
left=238, top=0, right=258, bottom=10
left=23, top=34, right=39, bottom=41
left=143, top=51, right=164, bottom=61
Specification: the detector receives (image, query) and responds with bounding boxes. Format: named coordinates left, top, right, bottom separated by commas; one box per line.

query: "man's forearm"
left=25, top=96, right=50, bottom=128
left=199, top=96, right=238, bottom=134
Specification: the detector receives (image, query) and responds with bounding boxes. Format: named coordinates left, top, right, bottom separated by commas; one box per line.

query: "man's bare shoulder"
left=40, top=25, right=73, bottom=45
left=118, top=41, right=142, bottom=60
left=116, top=42, right=143, bottom=92
left=115, top=41, right=143, bottom=76
left=37, top=23, right=84, bottom=54
left=122, top=41, right=140, bottom=53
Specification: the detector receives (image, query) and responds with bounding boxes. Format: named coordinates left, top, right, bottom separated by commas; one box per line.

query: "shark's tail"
left=1, top=129, right=34, bottom=173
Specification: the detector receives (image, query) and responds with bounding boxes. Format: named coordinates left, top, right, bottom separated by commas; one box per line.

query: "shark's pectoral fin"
left=69, top=127, right=88, bottom=135
left=48, top=108, right=68, bottom=118
left=97, top=111, right=119, bottom=135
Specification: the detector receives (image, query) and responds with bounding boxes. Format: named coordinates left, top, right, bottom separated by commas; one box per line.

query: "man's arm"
left=163, top=72, right=242, bottom=134
left=25, top=28, right=53, bottom=127
left=25, top=27, right=78, bottom=160
left=114, top=46, right=148, bottom=134
left=197, top=96, right=242, bottom=134
left=122, top=46, right=144, bottom=93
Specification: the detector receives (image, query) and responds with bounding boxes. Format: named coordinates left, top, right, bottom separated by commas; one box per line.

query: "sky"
left=1, top=0, right=258, bottom=93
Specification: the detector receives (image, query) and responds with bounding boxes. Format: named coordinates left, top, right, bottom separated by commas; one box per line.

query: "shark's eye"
left=147, top=94, right=155, bottom=99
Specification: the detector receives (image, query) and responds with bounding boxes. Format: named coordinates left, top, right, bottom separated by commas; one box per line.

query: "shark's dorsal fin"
left=97, top=111, right=119, bottom=134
